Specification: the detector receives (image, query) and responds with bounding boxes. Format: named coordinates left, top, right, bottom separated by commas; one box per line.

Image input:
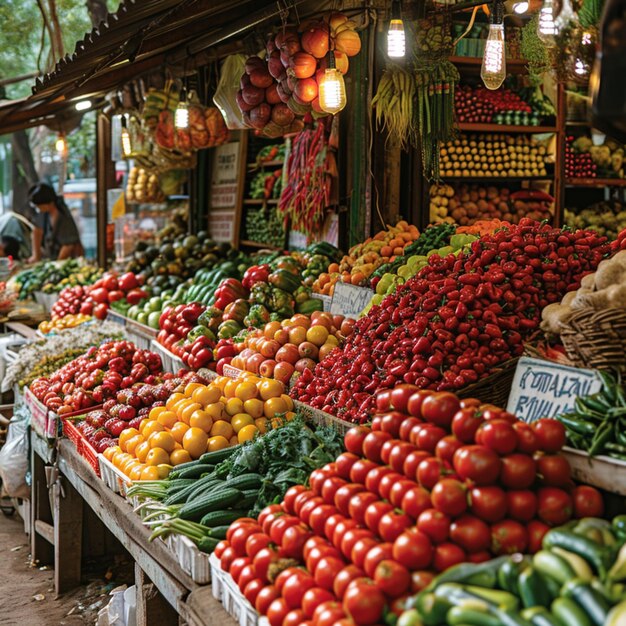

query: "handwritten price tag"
left=330, top=282, right=374, bottom=318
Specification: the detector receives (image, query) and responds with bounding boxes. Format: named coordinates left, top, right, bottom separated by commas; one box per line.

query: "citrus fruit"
left=192, top=386, right=221, bottom=406
left=234, top=381, right=259, bottom=402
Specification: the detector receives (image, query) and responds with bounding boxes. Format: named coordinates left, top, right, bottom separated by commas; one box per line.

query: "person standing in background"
left=0, top=211, right=33, bottom=259
left=27, top=183, right=84, bottom=262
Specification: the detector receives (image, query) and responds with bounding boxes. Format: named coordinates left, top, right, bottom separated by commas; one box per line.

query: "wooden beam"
left=96, top=113, right=111, bottom=268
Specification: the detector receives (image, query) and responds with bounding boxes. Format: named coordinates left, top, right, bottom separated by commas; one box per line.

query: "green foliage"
left=520, top=15, right=552, bottom=86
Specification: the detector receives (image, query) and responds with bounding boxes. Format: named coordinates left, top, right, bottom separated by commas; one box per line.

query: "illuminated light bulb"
left=55, top=134, right=67, bottom=155
left=120, top=116, right=132, bottom=157
left=513, top=1, right=529, bottom=13
left=174, top=89, right=190, bottom=129
left=387, top=19, right=406, bottom=58
left=481, top=24, right=507, bottom=90
left=319, top=53, right=347, bottom=115
left=75, top=99, right=92, bottom=111
left=537, top=0, right=557, bottom=46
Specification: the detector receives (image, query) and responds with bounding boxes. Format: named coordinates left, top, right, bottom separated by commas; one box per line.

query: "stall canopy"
left=0, top=0, right=312, bottom=134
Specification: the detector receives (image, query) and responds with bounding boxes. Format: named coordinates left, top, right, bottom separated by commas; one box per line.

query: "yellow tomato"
left=112, top=451, right=131, bottom=469
left=258, top=379, right=284, bottom=401
left=285, top=411, right=297, bottom=422
left=229, top=435, right=240, bottom=446
left=128, top=464, right=145, bottom=481
left=135, top=441, right=151, bottom=463
left=169, top=449, right=193, bottom=466
left=180, top=402, right=203, bottom=424
left=142, top=420, right=165, bottom=437
left=243, top=398, right=264, bottom=419
left=210, top=420, right=234, bottom=440
left=212, top=376, right=228, bottom=392
left=306, top=325, right=329, bottom=347
left=157, top=410, right=178, bottom=429
left=223, top=379, right=240, bottom=398
left=207, top=435, right=229, bottom=452
left=140, top=466, right=161, bottom=480
left=255, top=417, right=268, bottom=434
left=170, top=422, right=190, bottom=444
left=189, top=410, right=214, bottom=433
left=166, top=392, right=186, bottom=411
left=325, top=334, right=339, bottom=346
left=231, top=413, right=254, bottom=434
left=237, top=424, right=259, bottom=443
left=234, top=381, right=259, bottom=402
left=149, top=406, right=167, bottom=421
left=192, top=385, right=222, bottom=407
left=103, top=445, right=121, bottom=461
left=125, top=434, right=145, bottom=456
left=205, top=401, right=227, bottom=420
left=264, top=397, right=288, bottom=418
left=270, top=417, right=285, bottom=429
left=156, top=464, right=173, bottom=479
left=184, top=382, right=204, bottom=397
left=119, top=428, right=139, bottom=451
left=145, top=447, right=170, bottom=467
left=225, top=397, right=244, bottom=417
left=149, top=431, right=176, bottom=454
left=182, top=427, right=209, bottom=459
left=280, top=394, right=294, bottom=412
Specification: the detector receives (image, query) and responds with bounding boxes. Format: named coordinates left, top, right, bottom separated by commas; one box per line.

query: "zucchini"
left=433, top=583, right=518, bottom=610
left=178, top=487, right=242, bottom=521
left=200, top=509, right=249, bottom=527
left=551, top=597, right=592, bottom=626
left=415, top=591, right=452, bottom=626
left=606, top=599, right=626, bottom=626
left=561, top=579, right=611, bottom=626
left=239, top=489, right=259, bottom=509
left=207, top=525, right=230, bottom=539
left=520, top=607, right=564, bottom=626
left=447, top=606, right=500, bottom=626
left=170, top=463, right=215, bottom=479
left=196, top=536, right=220, bottom=553
left=518, top=567, right=552, bottom=609
left=168, top=458, right=206, bottom=477
left=533, top=550, right=575, bottom=585
left=199, top=446, right=240, bottom=465
left=488, top=608, right=534, bottom=626
left=498, top=555, right=531, bottom=594
left=543, top=529, right=613, bottom=577
left=550, top=547, right=593, bottom=582
left=425, top=556, right=509, bottom=592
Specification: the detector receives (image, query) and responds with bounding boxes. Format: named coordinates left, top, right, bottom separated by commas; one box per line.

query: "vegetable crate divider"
left=105, top=309, right=127, bottom=328
left=24, top=387, right=56, bottom=440
left=456, top=357, right=519, bottom=407
left=150, top=340, right=185, bottom=375
left=33, top=291, right=58, bottom=314
left=98, top=453, right=129, bottom=495
left=173, top=533, right=211, bottom=584
left=293, top=400, right=353, bottom=436
left=124, top=318, right=158, bottom=351
left=561, top=447, right=626, bottom=495
left=209, top=552, right=258, bottom=626
left=61, top=417, right=101, bottom=476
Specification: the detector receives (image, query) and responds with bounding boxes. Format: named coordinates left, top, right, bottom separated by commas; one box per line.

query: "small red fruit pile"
left=30, top=341, right=163, bottom=415
left=214, top=387, right=602, bottom=626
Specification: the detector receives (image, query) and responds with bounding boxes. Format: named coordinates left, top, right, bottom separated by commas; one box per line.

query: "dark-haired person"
left=0, top=236, right=21, bottom=260
left=0, top=212, right=32, bottom=259
left=28, top=183, right=84, bottom=262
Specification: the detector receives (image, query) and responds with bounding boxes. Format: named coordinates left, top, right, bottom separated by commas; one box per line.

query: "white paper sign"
left=330, top=282, right=374, bottom=317
left=506, top=356, right=603, bottom=423
left=289, top=230, right=308, bottom=250
left=208, top=209, right=235, bottom=243
left=311, top=293, right=332, bottom=312
left=210, top=142, right=240, bottom=209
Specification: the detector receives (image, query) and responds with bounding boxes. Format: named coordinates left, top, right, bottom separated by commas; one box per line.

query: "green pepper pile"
left=245, top=207, right=286, bottom=248
left=12, top=259, right=102, bottom=299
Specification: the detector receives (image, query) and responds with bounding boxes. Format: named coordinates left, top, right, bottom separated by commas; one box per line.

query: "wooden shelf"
left=565, top=120, right=591, bottom=127
left=566, top=178, right=626, bottom=188
left=442, top=176, right=552, bottom=182
left=240, top=239, right=283, bottom=250
left=449, top=56, right=528, bottom=72
left=247, top=159, right=284, bottom=170
left=243, top=198, right=279, bottom=205
left=457, top=123, right=556, bottom=133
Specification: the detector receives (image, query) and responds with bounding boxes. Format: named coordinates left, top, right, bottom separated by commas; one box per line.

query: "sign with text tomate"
left=330, top=282, right=374, bottom=318
left=506, top=357, right=602, bottom=423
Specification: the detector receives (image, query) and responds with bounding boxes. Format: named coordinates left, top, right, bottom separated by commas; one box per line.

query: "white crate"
left=98, top=454, right=132, bottom=495
left=150, top=340, right=185, bottom=374
left=174, top=534, right=211, bottom=584
left=562, top=446, right=626, bottom=496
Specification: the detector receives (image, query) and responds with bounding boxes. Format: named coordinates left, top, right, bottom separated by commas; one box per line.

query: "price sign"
left=210, top=142, right=240, bottom=209
left=288, top=230, right=308, bottom=250
left=330, top=282, right=374, bottom=318
left=208, top=210, right=235, bottom=243
left=506, top=357, right=603, bottom=423
left=311, top=293, right=332, bottom=312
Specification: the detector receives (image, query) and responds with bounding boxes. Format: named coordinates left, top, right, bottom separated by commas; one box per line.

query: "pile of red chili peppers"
left=292, top=219, right=612, bottom=423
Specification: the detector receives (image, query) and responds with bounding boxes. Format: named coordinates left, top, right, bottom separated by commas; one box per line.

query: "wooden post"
left=53, top=474, right=83, bottom=594
left=553, top=83, right=566, bottom=227
left=95, top=113, right=113, bottom=268
left=135, top=563, right=180, bottom=626
left=30, top=442, right=54, bottom=567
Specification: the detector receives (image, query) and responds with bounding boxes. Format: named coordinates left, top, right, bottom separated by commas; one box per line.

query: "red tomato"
left=506, top=490, right=538, bottom=522
left=453, top=445, right=502, bottom=486
left=380, top=439, right=399, bottom=465
left=390, top=479, right=419, bottom=507
left=275, top=567, right=307, bottom=594
left=431, top=478, right=468, bottom=517
left=374, top=560, right=411, bottom=598
left=399, top=416, right=422, bottom=442
left=267, top=597, right=290, bottom=626
left=500, top=453, right=537, bottom=489
left=421, top=392, right=461, bottom=428
left=309, top=505, right=339, bottom=536
left=572, top=485, right=604, bottom=518
left=283, top=485, right=307, bottom=514
left=468, top=551, right=492, bottom=563
left=401, top=486, right=432, bottom=520
left=417, top=508, right=451, bottom=544
left=375, top=390, right=392, bottom=413
left=229, top=557, right=252, bottom=585
left=335, top=453, right=360, bottom=479
left=340, top=529, right=375, bottom=560
left=332, top=519, right=359, bottom=550
left=253, top=547, right=280, bottom=582
left=314, top=556, right=345, bottom=591
left=392, top=528, right=433, bottom=569
left=379, top=472, right=404, bottom=500
left=403, top=450, right=431, bottom=481
left=451, top=408, right=484, bottom=443
left=417, top=457, right=447, bottom=490
left=300, top=497, right=325, bottom=526
left=537, top=487, right=573, bottom=526
left=371, top=415, right=383, bottom=431
left=364, top=501, right=394, bottom=533
left=333, top=566, right=365, bottom=599
left=378, top=511, right=412, bottom=542
left=362, top=431, right=393, bottom=463
left=536, top=454, right=571, bottom=487
left=449, top=514, right=491, bottom=553
left=390, top=442, right=418, bottom=473
left=294, top=490, right=316, bottom=517
left=303, top=537, right=331, bottom=562
left=416, top=424, right=448, bottom=454
left=491, top=519, right=528, bottom=555
left=214, top=540, right=229, bottom=559
left=350, top=459, right=379, bottom=485
left=433, top=542, right=466, bottom=572
left=283, top=571, right=316, bottom=609
left=258, top=504, right=282, bottom=528
left=269, top=515, right=300, bottom=545
left=237, top=564, right=257, bottom=591
left=469, top=486, right=508, bottom=523
left=262, top=511, right=284, bottom=535
left=380, top=411, right=407, bottom=437
left=533, top=419, right=566, bottom=453
left=343, top=579, right=386, bottom=625
left=322, top=477, right=348, bottom=505
left=220, top=546, right=237, bottom=572
left=245, top=533, right=271, bottom=559
left=527, top=519, right=550, bottom=553
left=407, top=390, right=434, bottom=419
left=334, top=484, right=365, bottom=516
left=255, top=585, right=280, bottom=615
left=301, top=588, right=335, bottom=619
left=344, top=426, right=370, bottom=456
left=513, top=422, right=539, bottom=454
left=314, top=602, right=346, bottom=626
left=243, top=579, right=264, bottom=606
left=410, top=570, right=435, bottom=592
left=476, top=419, right=518, bottom=455
left=348, top=492, right=380, bottom=526
left=351, top=538, right=379, bottom=570
left=435, top=436, right=463, bottom=464
left=227, top=519, right=259, bottom=543
left=390, top=385, right=419, bottom=413
left=364, top=466, right=394, bottom=495
left=310, top=468, right=335, bottom=495
left=283, top=609, right=306, bottom=626
left=282, top=524, right=313, bottom=560
left=363, top=542, right=394, bottom=577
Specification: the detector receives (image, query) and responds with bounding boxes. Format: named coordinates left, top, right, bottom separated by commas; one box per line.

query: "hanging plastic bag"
left=213, top=54, right=248, bottom=129
left=0, top=416, right=29, bottom=500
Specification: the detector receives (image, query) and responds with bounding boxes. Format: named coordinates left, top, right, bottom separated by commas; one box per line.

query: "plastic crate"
left=61, top=417, right=101, bottom=476
left=210, top=552, right=225, bottom=600
left=150, top=340, right=186, bottom=374
left=105, top=309, right=127, bottom=327
left=125, top=318, right=158, bottom=351
left=24, top=387, right=53, bottom=439
left=209, top=553, right=258, bottom=626
left=175, top=534, right=211, bottom=584
left=98, top=454, right=132, bottom=495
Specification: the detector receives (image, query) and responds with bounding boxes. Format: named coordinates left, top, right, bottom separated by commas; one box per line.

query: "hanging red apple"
left=277, top=81, right=292, bottom=103
left=236, top=90, right=254, bottom=112
left=245, top=56, right=265, bottom=74
left=268, top=52, right=286, bottom=80
left=290, top=52, right=317, bottom=78
left=294, top=77, right=319, bottom=103
left=249, top=68, right=274, bottom=88
left=241, top=85, right=265, bottom=107
left=249, top=103, right=271, bottom=129
left=301, top=22, right=330, bottom=59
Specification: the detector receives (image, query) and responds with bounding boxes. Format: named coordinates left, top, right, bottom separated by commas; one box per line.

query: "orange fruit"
left=184, top=382, right=204, bottom=397
left=280, top=394, right=294, bottom=412
left=119, top=428, right=139, bottom=451
left=306, top=325, right=329, bottom=347
left=231, top=413, right=254, bottom=434
left=125, top=434, right=145, bottom=456
left=237, top=424, right=259, bottom=443
left=145, top=447, right=170, bottom=466
left=140, top=466, right=161, bottom=480
left=170, top=449, right=193, bottom=466
left=157, top=410, right=178, bottom=429
left=288, top=326, right=307, bottom=345
left=112, top=451, right=131, bottom=469
left=182, top=427, right=209, bottom=459
left=189, top=410, right=214, bottom=433
left=207, top=435, right=229, bottom=452
left=142, top=420, right=165, bottom=437
left=206, top=401, right=227, bottom=420
left=170, top=422, right=190, bottom=443
left=192, top=385, right=222, bottom=406
left=244, top=398, right=264, bottom=419
left=258, top=379, right=284, bottom=401
left=225, top=397, right=244, bottom=417
left=148, top=431, right=176, bottom=454
left=234, top=381, right=259, bottom=402
left=121, top=459, right=139, bottom=477
left=229, top=435, right=240, bottom=446
left=128, top=464, right=145, bottom=481
left=135, top=441, right=151, bottom=463
left=103, top=445, right=121, bottom=461
left=224, top=379, right=240, bottom=398
left=325, top=334, right=339, bottom=346
left=264, top=397, right=288, bottom=418
left=210, top=420, right=234, bottom=440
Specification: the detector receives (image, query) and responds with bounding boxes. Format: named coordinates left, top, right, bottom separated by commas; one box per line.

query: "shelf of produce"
left=247, top=160, right=284, bottom=170
left=243, top=198, right=279, bottom=205
left=442, top=176, right=553, bottom=182
left=449, top=56, right=528, bottom=71
left=239, top=239, right=283, bottom=250
left=457, top=123, right=557, bottom=133
left=565, top=178, right=626, bottom=188
left=561, top=446, right=626, bottom=496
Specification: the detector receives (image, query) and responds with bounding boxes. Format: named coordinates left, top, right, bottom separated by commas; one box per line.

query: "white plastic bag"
left=213, top=54, right=248, bottom=130
left=0, top=417, right=29, bottom=499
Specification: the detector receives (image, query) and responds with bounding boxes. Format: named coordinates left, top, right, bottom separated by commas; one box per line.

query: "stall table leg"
left=135, top=563, right=180, bottom=626
left=53, top=474, right=83, bottom=594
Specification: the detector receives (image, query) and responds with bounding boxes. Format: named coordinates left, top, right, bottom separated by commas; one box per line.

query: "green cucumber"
left=415, top=592, right=452, bottom=626
left=520, top=607, right=565, bottom=626
left=178, top=487, right=242, bottom=521
left=199, top=446, right=240, bottom=465
left=199, top=509, right=249, bottom=527
left=533, top=550, right=575, bottom=585
left=551, top=597, right=592, bottom=626
left=163, top=476, right=222, bottom=506
left=196, top=536, right=220, bottom=553
left=426, top=556, right=509, bottom=592
left=561, top=579, right=611, bottom=626
left=518, top=567, right=552, bottom=609
left=447, top=606, right=500, bottom=626
left=498, top=555, right=531, bottom=594
left=543, top=529, right=613, bottom=577
left=207, top=525, right=229, bottom=539
left=171, top=463, right=215, bottom=479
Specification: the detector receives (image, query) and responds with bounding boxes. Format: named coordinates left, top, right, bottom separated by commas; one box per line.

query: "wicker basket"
left=457, top=357, right=519, bottom=407
left=559, top=307, right=626, bottom=372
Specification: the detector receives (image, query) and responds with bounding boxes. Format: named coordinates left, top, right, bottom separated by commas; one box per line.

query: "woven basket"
left=457, top=357, right=519, bottom=407
left=559, top=307, right=626, bottom=372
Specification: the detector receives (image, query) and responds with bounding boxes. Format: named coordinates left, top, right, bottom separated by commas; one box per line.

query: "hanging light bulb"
left=174, top=87, right=190, bottom=129
left=568, top=29, right=595, bottom=83
left=55, top=133, right=67, bottom=155
left=387, top=0, right=406, bottom=59
left=481, top=1, right=507, bottom=90
left=319, top=52, right=347, bottom=115
left=537, top=0, right=557, bottom=46
left=120, top=115, right=132, bottom=157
